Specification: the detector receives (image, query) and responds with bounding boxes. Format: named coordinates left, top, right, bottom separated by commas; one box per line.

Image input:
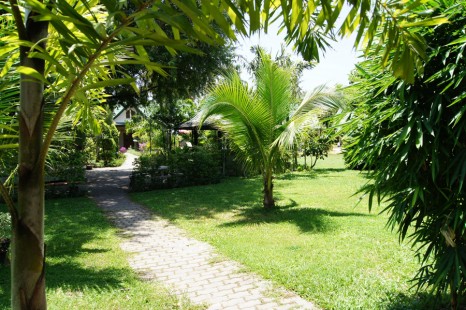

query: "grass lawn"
left=132, top=154, right=442, bottom=309
left=0, top=197, right=199, bottom=310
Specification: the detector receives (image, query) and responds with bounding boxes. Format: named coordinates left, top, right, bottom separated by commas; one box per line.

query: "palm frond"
left=255, top=51, right=293, bottom=127
left=274, top=85, right=342, bottom=150
left=199, top=70, right=271, bottom=167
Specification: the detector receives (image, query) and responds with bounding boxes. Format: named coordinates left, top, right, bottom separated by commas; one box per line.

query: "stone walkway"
left=86, top=153, right=316, bottom=310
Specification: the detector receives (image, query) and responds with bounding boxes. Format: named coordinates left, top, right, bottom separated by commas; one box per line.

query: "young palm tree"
left=199, top=51, right=340, bottom=208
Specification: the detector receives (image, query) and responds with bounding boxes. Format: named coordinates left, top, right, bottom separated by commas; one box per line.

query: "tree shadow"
left=315, top=168, right=348, bottom=174
left=0, top=263, right=136, bottom=309
left=276, top=168, right=350, bottom=181
left=220, top=200, right=370, bottom=233
left=44, top=200, right=111, bottom=258
left=0, top=197, right=135, bottom=308
left=136, top=176, right=371, bottom=234
left=134, top=177, right=264, bottom=221
left=380, top=291, right=452, bottom=310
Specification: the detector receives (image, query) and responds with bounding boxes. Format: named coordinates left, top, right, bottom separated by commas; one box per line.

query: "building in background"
left=113, top=106, right=144, bottom=149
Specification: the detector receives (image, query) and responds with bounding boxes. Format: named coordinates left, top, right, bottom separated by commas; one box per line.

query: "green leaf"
left=0, top=135, right=17, bottom=139
left=0, top=143, right=19, bottom=149
left=0, top=51, right=19, bottom=78
left=399, top=16, right=449, bottom=28
left=55, top=0, right=103, bottom=42
left=79, top=78, right=135, bottom=92
left=16, top=66, right=48, bottom=84
left=448, top=36, right=466, bottom=46
left=396, top=123, right=411, bottom=147
left=415, top=120, right=423, bottom=148
left=28, top=51, right=68, bottom=77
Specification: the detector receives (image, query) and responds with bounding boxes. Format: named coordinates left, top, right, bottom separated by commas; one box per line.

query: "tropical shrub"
left=0, top=211, right=10, bottom=265
left=300, top=129, right=333, bottom=169
left=0, top=212, right=10, bottom=240
left=96, top=122, right=119, bottom=166
left=130, top=146, right=221, bottom=191
left=339, top=2, right=466, bottom=307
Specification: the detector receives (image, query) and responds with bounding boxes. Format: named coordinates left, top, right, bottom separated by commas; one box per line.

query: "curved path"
left=86, top=153, right=316, bottom=310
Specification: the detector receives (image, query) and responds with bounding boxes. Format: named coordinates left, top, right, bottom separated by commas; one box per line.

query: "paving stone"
left=86, top=153, right=317, bottom=310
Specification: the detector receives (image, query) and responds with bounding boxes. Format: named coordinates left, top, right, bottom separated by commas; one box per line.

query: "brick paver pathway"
left=86, top=153, right=317, bottom=310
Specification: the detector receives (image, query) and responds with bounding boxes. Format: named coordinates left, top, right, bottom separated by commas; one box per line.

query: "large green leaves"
left=199, top=51, right=337, bottom=175
left=199, top=51, right=294, bottom=173
left=339, top=1, right=466, bottom=304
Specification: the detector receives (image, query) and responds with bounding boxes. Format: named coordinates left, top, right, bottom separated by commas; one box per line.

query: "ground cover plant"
left=0, top=198, right=199, bottom=309
left=132, top=154, right=446, bottom=309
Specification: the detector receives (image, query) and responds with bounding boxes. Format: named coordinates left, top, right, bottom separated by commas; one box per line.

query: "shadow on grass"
left=136, top=168, right=359, bottom=223
left=380, top=291, right=451, bottom=310
left=134, top=177, right=264, bottom=222
left=135, top=178, right=370, bottom=234
left=0, top=197, right=134, bottom=308
left=276, top=168, right=348, bottom=181
left=220, top=202, right=370, bottom=233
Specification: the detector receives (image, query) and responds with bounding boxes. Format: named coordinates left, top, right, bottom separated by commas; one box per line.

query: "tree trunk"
left=310, top=154, right=319, bottom=169
left=263, top=170, right=275, bottom=209
left=451, top=277, right=458, bottom=310
left=12, top=15, right=48, bottom=310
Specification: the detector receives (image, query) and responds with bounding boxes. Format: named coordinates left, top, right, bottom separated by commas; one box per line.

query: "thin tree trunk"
left=12, top=14, right=48, bottom=310
left=451, top=275, right=458, bottom=310
left=263, top=170, right=274, bottom=209
left=310, top=154, right=319, bottom=169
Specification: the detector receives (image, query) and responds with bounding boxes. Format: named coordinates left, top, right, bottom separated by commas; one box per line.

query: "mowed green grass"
left=132, top=154, right=439, bottom=309
left=0, top=198, right=199, bottom=310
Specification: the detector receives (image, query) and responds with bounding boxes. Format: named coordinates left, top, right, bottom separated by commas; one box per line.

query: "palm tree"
left=199, top=51, right=340, bottom=208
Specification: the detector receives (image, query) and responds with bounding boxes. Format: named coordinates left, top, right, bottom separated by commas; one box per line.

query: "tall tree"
left=338, top=1, right=466, bottom=308
left=0, top=0, right=446, bottom=308
left=199, top=51, right=340, bottom=208
left=107, top=37, right=236, bottom=150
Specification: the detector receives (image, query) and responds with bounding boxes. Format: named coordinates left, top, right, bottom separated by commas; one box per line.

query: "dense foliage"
left=300, top=128, right=333, bottom=170
left=130, top=146, right=221, bottom=191
left=0, top=212, right=10, bottom=240
left=341, top=1, right=466, bottom=307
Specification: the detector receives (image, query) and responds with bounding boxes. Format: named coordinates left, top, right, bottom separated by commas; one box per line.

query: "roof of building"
left=113, top=105, right=146, bottom=120
left=177, top=114, right=221, bottom=131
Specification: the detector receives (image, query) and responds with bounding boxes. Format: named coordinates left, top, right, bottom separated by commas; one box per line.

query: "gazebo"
left=177, top=115, right=220, bottom=145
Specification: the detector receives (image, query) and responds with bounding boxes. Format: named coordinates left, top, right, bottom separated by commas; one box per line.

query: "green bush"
left=130, top=146, right=221, bottom=191
left=96, top=123, right=119, bottom=166
left=46, top=151, right=86, bottom=183
left=0, top=212, right=11, bottom=240
left=44, top=148, right=87, bottom=199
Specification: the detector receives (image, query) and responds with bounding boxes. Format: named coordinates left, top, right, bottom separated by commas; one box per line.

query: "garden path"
left=86, top=153, right=316, bottom=310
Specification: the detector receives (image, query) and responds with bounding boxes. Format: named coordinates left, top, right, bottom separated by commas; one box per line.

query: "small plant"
left=119, top=147, right=127, bottom=153
left=0, top=212, right=11, bottom=240
left=0, top=212, right=11, bottom=266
